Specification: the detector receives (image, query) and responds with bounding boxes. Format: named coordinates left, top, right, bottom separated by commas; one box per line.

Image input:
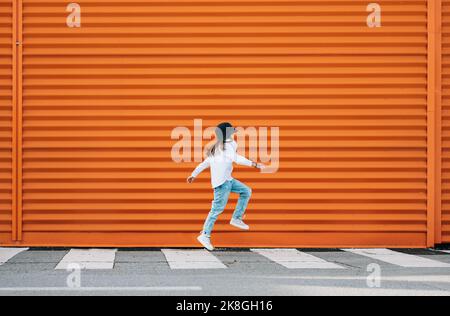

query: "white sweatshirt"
left=191, top=141, right=253, bottom=188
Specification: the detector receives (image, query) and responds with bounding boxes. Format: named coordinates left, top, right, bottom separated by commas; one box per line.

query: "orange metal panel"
left=442, top=0, right=450, bottom=244
left=428, top=0, right=441, bottom=247
left=11, top=0, right=17, bottom=241
left=16, top=0, right=23, bottom=241
left=0, top=0, right=14, bottom=244
left=15, top=0, right=431, bottom=247
left=433, top=0, right=443, bottom=245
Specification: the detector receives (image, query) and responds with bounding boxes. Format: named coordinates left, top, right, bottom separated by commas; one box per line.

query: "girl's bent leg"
left=202, top=182, right=232, bottom=237
left=231, top=180, right=252, bottom=220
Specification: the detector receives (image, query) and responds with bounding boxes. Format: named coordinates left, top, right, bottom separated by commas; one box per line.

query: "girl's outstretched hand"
left=256, top=163, right=266, bottom=170
left=187, top=176, right=196, bottom=184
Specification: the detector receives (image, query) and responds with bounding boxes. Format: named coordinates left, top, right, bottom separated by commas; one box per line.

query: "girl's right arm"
left=187, top=157, right=211, bottom=183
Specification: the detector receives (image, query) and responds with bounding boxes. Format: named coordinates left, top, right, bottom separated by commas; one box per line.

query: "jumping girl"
left=187, top=122, right=265, bottom=251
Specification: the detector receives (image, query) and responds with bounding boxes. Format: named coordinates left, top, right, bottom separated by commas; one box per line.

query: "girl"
left=187, top=122, right=265, bottom=251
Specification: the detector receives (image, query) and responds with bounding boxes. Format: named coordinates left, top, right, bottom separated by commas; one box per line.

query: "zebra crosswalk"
left=162, top=249, right=227, bottom=270
left=252, top=249, right=345, bottom=269
left=0, top=248, right=449, bottom=271
left=55, top=249, right=117, bottom=270
left=0, top=248, right=28, bottom=266
left=344, top=248, right=450, bottom=268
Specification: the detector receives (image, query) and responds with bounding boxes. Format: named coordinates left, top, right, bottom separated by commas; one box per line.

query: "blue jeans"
left=202, top=179, right=252, bottom=237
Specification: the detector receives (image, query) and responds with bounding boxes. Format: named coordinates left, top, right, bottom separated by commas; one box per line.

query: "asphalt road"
left=0, top=248, right=449, bottom=296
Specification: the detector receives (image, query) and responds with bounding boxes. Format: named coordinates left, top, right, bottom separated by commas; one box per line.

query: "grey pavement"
left=0, top=248, right=449, bottom=296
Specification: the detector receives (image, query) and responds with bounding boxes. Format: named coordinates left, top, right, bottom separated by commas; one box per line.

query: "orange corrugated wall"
left=442, top=0, right=450, bottom=243
left=0, top=0, right=13, bottom=244
left=8, top=0, right=432, bottom=247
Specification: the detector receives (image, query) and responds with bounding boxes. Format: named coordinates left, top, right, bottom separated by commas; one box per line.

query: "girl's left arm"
left=234, top=154, right=265, bottom=169
left=234, top=154, right=254, bottom=167
left=230, top=141, right=263, bottom=169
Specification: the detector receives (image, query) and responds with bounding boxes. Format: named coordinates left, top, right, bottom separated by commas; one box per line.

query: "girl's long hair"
left=206, top=139, right=225, bottom=157
left=207, top=123, right=234, bottom=157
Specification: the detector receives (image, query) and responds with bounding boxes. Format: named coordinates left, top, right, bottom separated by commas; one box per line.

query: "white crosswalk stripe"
left=55, top=249, right=117, bottom=270
left=252, top=249, right=345, bottom=269
left=0, top=248, right=28, bottom=266
left=162, top=249, right=227, bottom=270
left=344, top=249, right=450, bottom=268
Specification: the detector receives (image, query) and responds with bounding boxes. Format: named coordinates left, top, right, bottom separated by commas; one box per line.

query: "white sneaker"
left=230, top=219, right=250, bottom=230
left=197, top=234, right=214, bottom=251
